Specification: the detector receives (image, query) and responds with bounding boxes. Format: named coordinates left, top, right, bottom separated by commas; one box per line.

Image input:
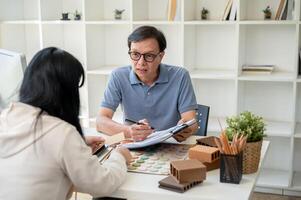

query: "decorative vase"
left=242, top=140, right=262, bottom=174
left=201, top=14, right=207, bottom=20
left=264, top=12, right=271, bottom=20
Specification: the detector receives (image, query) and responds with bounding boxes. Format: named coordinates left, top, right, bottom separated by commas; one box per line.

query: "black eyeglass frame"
left=128, top=51, right=162, bottom=62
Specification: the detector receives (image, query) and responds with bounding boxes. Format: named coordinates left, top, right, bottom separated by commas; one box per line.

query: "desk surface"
left=79, top=133, right=270, bottom=200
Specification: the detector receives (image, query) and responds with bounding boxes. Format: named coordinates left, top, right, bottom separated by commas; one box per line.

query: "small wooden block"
left=202, top=158, right=220, bottom=171
left=159, top=175, right=202, bottom=193
left=196, top=136, right=219, bottom=147
left=170, top=159, right=206, bottom=183
left=189, top=145, right=220, bottom=163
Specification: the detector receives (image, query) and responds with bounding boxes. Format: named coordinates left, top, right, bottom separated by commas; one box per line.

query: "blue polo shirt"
left=101, top=64, right=197, bottom=130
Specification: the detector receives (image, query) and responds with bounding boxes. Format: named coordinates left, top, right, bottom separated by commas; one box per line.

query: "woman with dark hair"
left=0, top=47, right=131, bottom=200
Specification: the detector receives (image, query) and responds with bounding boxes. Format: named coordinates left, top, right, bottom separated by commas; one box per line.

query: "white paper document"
left=122, top=119, right=196, bottom=149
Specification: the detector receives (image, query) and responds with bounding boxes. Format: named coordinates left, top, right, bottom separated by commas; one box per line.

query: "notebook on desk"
left=122, top=119, right=196, bottom=149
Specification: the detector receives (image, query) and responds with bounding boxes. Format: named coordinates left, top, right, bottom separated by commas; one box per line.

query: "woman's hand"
left=84, top=136, right=105, bottom=152
left=115, top=146, right=132, bottom=164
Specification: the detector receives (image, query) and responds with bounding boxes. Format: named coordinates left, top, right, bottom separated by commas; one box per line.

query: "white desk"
left=79, top=132, right=270, bottom=200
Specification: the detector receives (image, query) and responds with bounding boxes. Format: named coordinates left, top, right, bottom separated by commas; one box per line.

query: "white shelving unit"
left=1, top=0, right=301, bottom=195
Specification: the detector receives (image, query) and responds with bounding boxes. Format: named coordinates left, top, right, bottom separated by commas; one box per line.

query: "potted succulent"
left=114, top=9, right=125, bottom=20
left=201, top=7, right=209, bottom=20
left=262, top=6, right=272, bottom=20
left=73, top=10, right=81, bottom=20
left=225, top=111, right=266, bottom=174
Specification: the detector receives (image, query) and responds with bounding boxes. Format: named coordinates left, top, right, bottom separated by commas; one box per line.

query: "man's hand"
left=84, top=136, right=105, bottom=152
left=173, top=119, right=194, bottom=142
left=126, top=119, right=153, bottom=142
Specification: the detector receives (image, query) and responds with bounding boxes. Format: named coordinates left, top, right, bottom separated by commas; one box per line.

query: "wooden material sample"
left=202, top=159, right=220, bottom=171
left=159, top=175, right=202, bottom=193
left=188, top=145, right=220, bottom=163
left=170, top=159, right=206, bottom=183
left=196, top=136, right=219, bottom=147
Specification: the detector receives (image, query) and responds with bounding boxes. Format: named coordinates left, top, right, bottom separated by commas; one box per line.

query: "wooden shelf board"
left=256, top=168, right=290, bottom=188
left=184, top=21, right=236, bottom=25
left=132, top=21, right=181, bottom=25
left=189, top=69, right=236, bottom=80
left=238, top=71, right=295, bottom=82
left=239, top=20, right=297, bottom=25
left=85, top=20, right=131, bottom=25
left=292, top=171, right=301, bottom=190
left=0, top=20, right=40, bottom=24
left=265, top=120, right=293, bottom=137
left=41, top=20, right=84, bottom=25
left=87, top=66, right=120, bottom=75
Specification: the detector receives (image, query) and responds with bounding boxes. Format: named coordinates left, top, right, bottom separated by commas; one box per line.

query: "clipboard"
left=122, top=118, right=197, bottom=149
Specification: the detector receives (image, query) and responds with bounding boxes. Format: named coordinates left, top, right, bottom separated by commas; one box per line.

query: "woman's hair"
left=19, top=47, right=85, bottom=136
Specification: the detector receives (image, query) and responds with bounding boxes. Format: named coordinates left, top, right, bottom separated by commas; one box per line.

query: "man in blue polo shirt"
left=96, top=26, right=197, bottom=142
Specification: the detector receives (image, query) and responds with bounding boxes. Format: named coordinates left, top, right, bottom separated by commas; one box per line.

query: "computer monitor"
left=0, top=49, right=27, bottom=110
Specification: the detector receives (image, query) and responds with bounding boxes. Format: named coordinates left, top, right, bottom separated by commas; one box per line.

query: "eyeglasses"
left=128, top=51, right=161, bottom=62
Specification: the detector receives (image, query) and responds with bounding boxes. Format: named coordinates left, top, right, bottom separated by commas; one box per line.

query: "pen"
left=125, top=118, right=155, bottom=129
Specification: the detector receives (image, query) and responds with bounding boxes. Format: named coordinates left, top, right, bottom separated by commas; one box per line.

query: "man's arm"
left=173, top=110, right=197, bottom=142
left=96, top=107, right=129, bottom=136
left=96, top=107, right=153, bottom=141
left=180, top=110, right=198, bottom=133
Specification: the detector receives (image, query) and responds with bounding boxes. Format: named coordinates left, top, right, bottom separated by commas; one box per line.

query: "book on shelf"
left=174, top=0, right=181, bottom=21
left=286, top=0, right=294, bottom=20
left=242, top=65, right=275, bottom=75
left=280, top=0, right=289, bottom=20
left=275, top=0, right=287, bottom=20
left=299, top=49, right=301, bottom=75
left=221, top=0, right=233, bottom=21
left=167, top=0, right=177, bottom=21
left=229, top=0, right=238, bottom=21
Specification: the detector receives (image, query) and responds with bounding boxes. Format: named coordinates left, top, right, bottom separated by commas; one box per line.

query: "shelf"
left=292, top=172, right=301, bottom=190
left=132, top=21, right=181, bottom=25
left=0, top=20, right=40, bottom=24
left=207, top=117, right=227, bottom=133
left=265, top=120, right=293, bottom=137
left=85, top=21, right=131, bottom=25
left=189, top=69, right=236, bottom=80
left=239, top=20, right=297, bottom=25
left=41, top=20, right=84, bottom=25
left=294, top=123, right=301, bottom=135
left=238, top=71, right=295, bottom=82
left=207, top=118, right=293, bottom=137
left=85, top=0, right=131, bottom=21
left=256, top=168, right=290, bottom=188
left=183, top=21, right=236, bottom=25
left=87, top=66, right=120, bottom=75
left=0, top=0, right=39, bottom=21
left=1, top=0, right=301, bottom=194
left=184, top=25, right=236, bottom=73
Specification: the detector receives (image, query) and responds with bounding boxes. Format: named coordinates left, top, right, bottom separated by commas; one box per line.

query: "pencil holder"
left=220, top=152, right=242, bottom=184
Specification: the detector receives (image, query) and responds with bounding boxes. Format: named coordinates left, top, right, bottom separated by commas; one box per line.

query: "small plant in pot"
left=201, top=7, right=209, bottom=20
left=262, top=6, right=272, bottom=20
left=225, top=111, right=266, bottom=174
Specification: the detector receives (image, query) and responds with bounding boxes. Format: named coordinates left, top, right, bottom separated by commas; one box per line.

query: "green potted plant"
left=201, top=7, right=209, bottom=20
left=225, top=111, right=266, bottom=174
left=262, top=6, right=272, bottom=20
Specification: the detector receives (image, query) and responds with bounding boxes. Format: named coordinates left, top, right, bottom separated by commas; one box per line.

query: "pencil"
left=125, top=118, right=155, bottom=129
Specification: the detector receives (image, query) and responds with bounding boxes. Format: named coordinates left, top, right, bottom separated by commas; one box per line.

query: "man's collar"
left=129, top=64, right=169, bottom=85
